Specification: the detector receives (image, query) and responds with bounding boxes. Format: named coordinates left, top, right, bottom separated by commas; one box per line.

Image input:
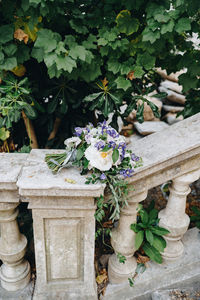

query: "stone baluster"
left=108, top=190, right=148, bottom=283
left=159, top=169, right=200, bottom=261
left=0, top=202, right=30, bottom=291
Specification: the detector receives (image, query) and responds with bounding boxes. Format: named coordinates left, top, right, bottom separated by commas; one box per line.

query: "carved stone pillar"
left=108, top=190, right=148, bottom=283
left=0, top=201, right=30, bottom=291
left=159, top=169, right=200, bottom=261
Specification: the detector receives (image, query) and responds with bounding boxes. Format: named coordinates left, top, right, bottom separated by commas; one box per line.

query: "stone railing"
left=0, top=112, right=200, bottom=300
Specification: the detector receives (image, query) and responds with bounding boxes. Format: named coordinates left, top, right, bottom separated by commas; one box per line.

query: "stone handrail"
left=0, top=112, right=200, bottom=299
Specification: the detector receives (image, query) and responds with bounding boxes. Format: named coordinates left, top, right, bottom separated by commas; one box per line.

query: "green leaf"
left=44, top=53, right=57, bottom=68
left=83, top=92, right=103, bottom=102
left=140, top=209, right=149, bottom=225
left=31, top=48, right=44, bottom=62
left=47, top=97, right=59, bottom=113
left=175, top=18, right=191, bottom=34
left=145, top=229, right=154, bottom=246
left=108, top=93, right=122, bottom=105
left=69, top=45, right=88, bottom=61
left=115, top=76, right=131, bottom=91
left=148, top=208, right=158, bottom=222
left=55, top=56, right=77, bottom=73
left=152, top=235, right=166, bottom=252
left=135, top=230, right=144, bottom=250
left=178, top=73, right=198, bottom=92
left=112, top=148, right=119, bottom=163
left=136, top=53, right=155, bottom=70
left=130, top=223, right=140, bottom=233
left=23, top=104, right=37, bottom=119
left=0, top=58, right=17, bottom=70
left=0, top=25, right=14, bottom=43
left=4, top=44, right=17, bottom=56
left=136, top=102, right=144, bottom=123
left=150, top=226, right=170, bottom=236
left=142, top=29, right=160, bottom=44
left=0, top=127, right=10, bottom=141
left=161, top=19, right=175, bottom=34
left=191, top=206, right=200, bottom=216
left=154, top=14, right=170, bottom=23
left=76, top=148, right=84, bottom=160
left=34, top=29, right=58, bottom=53
left=143, top=242, right=163, bottom=264
left=134, top=66, right=145, bottom=79
left=116, top=10, right=139, bottom=36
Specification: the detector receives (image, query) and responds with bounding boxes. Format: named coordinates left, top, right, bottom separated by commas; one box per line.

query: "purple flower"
left=74, top=127, right=83, bottom=137
left=100, top=173, right=107, bottom=180
left=118, top=142, right=126, bottom=150
left=95, top=140, right=105, bottom=150
left=107, top=129, right=119, bottom=138
left=131, top=153, right=140, bottom=161
left=120, top=168, right=134, bottom=178
left=109, top=141, right=116, bottom=149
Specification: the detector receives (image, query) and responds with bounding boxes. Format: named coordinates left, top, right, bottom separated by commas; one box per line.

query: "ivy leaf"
left=179, top=73, right=198, bottom=92
left=34, top=29, right=58, bottom=53
left=136, top=53, right=155, bottom=70
left=175, top=18, right=191, bottom=34
left=4, top=44, right=17, bottom=56
left=0, top=58, right=17, bottom=70
left=55, top=56, right=77, bottom=73
left=107, top=60, right=121, bottom=74
left=31, top=48, right=44, bottom=62
left=116, top=10, right=139, bottom=36
left=115, top=76, right=131, bottom=91
left=161, top=19, right=175, bottom=34
left=134, top=66, right=145, bottom=78
left=0, top=24, right=14, bottom=43
left=154, top=14, right=170, bottom=23
left=142, top=29, right=160, bottom=44
left=69, top=45, right=88, bottom=61
left=112, top=148, right=119, bottom=163
left=135, top=230, right=144, bottom=250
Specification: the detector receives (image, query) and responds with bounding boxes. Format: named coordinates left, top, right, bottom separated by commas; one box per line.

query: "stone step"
left=101, top=228, right=200, bottom=300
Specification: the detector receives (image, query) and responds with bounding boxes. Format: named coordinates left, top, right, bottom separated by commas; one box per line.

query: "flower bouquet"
left=45, top=121, right=142, bottom=221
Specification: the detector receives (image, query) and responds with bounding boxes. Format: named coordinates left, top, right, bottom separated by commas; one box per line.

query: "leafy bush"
left=131, top=201, right=170, bottom=263
left=0, top=0, right=199, bottom=149
left=190, top=206, right=200, bottom=229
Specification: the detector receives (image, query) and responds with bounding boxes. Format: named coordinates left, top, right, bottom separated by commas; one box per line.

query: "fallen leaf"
left=96, top=271, right=108, bottom=284
left=64, top=178, right=76, bottom=184
left=11, top=64, right=26, bottom=77
left=136, top=253, right=150, bottom=264
left=127, top=71, right=135, bottom=80
left=14, top=29, right=29, bottom=44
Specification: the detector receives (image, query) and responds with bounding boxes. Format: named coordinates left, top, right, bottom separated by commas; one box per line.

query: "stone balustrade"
left=0, top=112, right=199, bottom=299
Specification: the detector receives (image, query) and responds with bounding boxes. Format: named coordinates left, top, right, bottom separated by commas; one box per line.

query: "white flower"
left=85, top=145, right=113, bottom=171
left=64, top=137, right=81, bottom=149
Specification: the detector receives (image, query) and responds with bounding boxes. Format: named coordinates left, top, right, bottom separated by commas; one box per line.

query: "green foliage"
left=0, top=0, right=199, bottom=148
left=131, top=201, right=170, bottom=264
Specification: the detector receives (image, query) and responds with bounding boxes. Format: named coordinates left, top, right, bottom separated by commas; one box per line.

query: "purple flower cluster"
left=100, top=173, right=107, bottom=180
left=120, top=168, right=134, bottom=178
left=131, top=153, right=140, bottom=162
left=74, top=127, right=83, bottom=137
left=108, top=141, right=116, bottom=149
left=95, top=140, right=105, bottom=150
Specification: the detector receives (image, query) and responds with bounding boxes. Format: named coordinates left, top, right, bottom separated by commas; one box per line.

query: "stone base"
left=0, top=281, right=33, bottom=300
left=102, top=228, right=200, bottom=300
left=33, top=282, right=97, bottom=300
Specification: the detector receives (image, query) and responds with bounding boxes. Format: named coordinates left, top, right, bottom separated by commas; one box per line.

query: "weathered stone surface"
left=165, top=113, right=183, bottom=125
left=163, top=105, right=184, bottom=113
left=159, top=86, right=186, bottom=105
left=127, top=113, right=200, bottom=191
left=0, top=154, right=28, bottom=190
left=17, top=149, right=105, bottom=300
left=156, top=68, right=186, bottom=83
left=0, top=153, right=31, bottom=293
left=0, top=281, right=33, bottom=300
left=134, top=121, right=169, bottom=135
left=151, top=287, right=200, bottom=300
left=102, top=228, right=200, bottom=300
left=160, top=80, right=182, bottom=94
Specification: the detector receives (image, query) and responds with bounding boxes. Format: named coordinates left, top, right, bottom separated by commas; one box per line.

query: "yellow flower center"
left=101, top=152, right=108, bottom=158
